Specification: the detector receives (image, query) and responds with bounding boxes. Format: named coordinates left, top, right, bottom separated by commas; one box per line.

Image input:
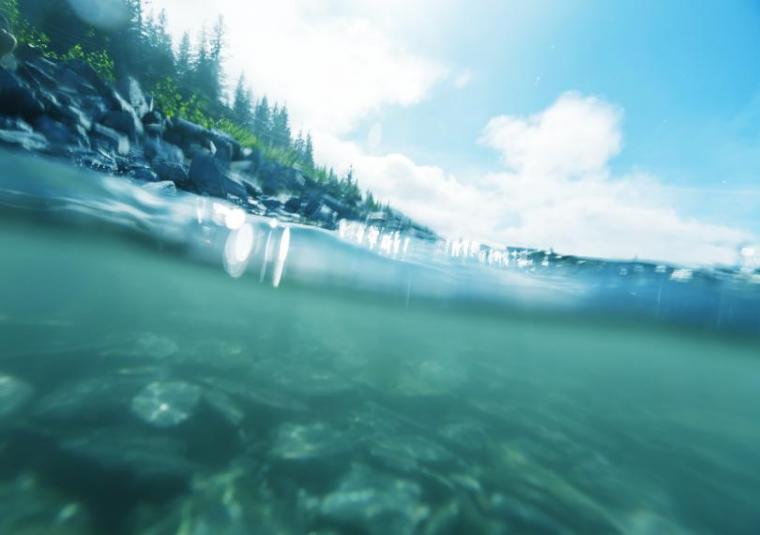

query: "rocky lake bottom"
left=1, top=155, right=760, bottom=535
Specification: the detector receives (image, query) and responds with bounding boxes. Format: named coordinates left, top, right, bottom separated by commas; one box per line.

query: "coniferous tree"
left=294, top=130, right=305, bottom=155
left=232, top=73, right=253, bottom=126
left=303, top=133, right=315, bottom=170
left=192, top=24, right=213, bottom=100
left=253, top=96, right=270, bottom=142
left=271, top=105, right=291, bottom=149
left=176, top=32, right=191, bottom=82
left=206, top=15, right=225, bottom=102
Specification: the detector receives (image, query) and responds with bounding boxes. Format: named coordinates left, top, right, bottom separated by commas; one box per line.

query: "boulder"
left=77, top=95, right=108, bottom=121
left=34, top=116, right=87, bottom=147
left=130, top=381, right=202, bottom=428
left=64, top=60, right=112, bottom=98
left=16, top=62, right=56, bottom=90
left=165, top=118, right=207, bottom=145
left=261, top=196, right=283, bottom=210
left=258, top=159, right=306, bottom=194
left=165, top=118, right=227, bottom=159
left=184, top=141, right=215, bottom=160
left=0, top=28, right=16, bottom=58
left=116, top=76, right=150, bottom=118
left=313, top=204, right=338, bottom=227
left=152, top=160, right=188, bottom=186
left=208, top=129, right=241, bottom=161
left=284, top=197, right=302, bottom=213
left=14, top=43, right=45, bottom=62
left=142, top=110, right=165, bottom=137
left=0, top=116, right=32, bottom=132
left=322, top=194, right=352, bottom=217
left=90, top=123, right=130, bottom=156
left=223, top=176, right=247, bottom=200
left=144, top=123, right=163, bottom=137
left=0, top=70, right=45, bottom=121
left=144, top=137, right=183, bottom=164
left=34, top=90, right=66, bottom=120
left=55, top=104, right=92, bottom=132
left=59, top=67, right=99, bottom=96
left=101, top=109, right=143, bottom=141
left=188, top=153, right=226, bottom=196
left=127, top=164, right=159, bottom=182
left=0, top=128, right=48, bottom=151
left=142, top=180, right=177, bottom=195
left=0, top=374, right=34, bottom=421
left=71, top=148, right=119, bottom=175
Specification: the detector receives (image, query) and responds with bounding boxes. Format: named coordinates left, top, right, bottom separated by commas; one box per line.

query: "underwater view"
left=1, top=0, right=760, bottom=533
left=2, top=153, right=760, bottom=534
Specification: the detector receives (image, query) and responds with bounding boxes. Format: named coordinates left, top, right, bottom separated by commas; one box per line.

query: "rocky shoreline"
left=0, top=42, right=435, bottom=239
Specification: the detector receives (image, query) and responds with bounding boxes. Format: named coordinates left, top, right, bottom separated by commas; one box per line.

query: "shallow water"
left=1, top=152, right=760, bottom=534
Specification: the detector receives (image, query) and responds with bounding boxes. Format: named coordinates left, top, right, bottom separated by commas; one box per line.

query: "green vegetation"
left=2, top=0, right=381, bottom=212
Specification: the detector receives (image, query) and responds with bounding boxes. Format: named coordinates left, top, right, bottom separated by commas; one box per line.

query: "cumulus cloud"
left=153, top=0, right=449, bottom=134
left=318, top=93, right=751, bottom=266
left=481, top=93, right=622, bottom=178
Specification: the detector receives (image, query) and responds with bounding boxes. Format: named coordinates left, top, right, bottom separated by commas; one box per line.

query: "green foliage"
left=53, top=44, right=115, bottom=82
left=1, top=0, right=49, bottom=50
left=0, top=0, right=19, bottom=27
left=215, top=117, right=260, bottom=148
left=151, top=77, right=211, bottom=126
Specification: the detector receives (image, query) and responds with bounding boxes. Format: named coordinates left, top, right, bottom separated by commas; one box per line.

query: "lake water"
left=1, top=151, right=759, bottom=534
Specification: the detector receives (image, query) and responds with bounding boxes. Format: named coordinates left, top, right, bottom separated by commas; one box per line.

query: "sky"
left=150, top=0, right=760, bottom=265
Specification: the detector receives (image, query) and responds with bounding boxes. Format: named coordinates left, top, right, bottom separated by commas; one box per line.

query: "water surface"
left=1, top=152, right=759, bottom=534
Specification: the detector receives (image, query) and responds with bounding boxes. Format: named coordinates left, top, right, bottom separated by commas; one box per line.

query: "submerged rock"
left=130, top=381, right=202, bottom=428
left=57, top=429, right=198, bottom=503
left=34, top=376, right=146, bottom=425
left=0, top=374, right=33, bottom=420
left=0, top=474, right=92, bottom=534
left=142, top=180, right=177, bottom=196
left=314, top=463, right=429, bottom=535
left=270, top=422, right=353, bottom=462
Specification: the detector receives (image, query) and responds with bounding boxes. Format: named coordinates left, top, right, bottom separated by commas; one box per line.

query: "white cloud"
left=366, top=123, right=383, bottom=150
left=318, top=93, right=752, bottom=266
left=152, top=0, right=449, bottom=134
left=481, top=92, right=622, bottom=178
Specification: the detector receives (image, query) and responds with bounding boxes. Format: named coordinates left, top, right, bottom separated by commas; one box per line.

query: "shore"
left=0, top=43, right=435, bottom=239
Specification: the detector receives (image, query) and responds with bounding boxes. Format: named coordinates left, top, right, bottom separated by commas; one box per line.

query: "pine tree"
left=207, top=15, right=225, bottom=101
left=271, top=105, right=291, bottom=148
left=253, top=96, right=270, bottom=142
left=232, top=73, right=253, bottom=126
left=156, top=10, right=172, bottom=54
left=303, top=133, right=315, bottom=170
left=176, top=32, right=191, bottom=81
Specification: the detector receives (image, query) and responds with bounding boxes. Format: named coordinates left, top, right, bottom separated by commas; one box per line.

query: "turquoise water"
left=1, top=152, right=760, bottom=534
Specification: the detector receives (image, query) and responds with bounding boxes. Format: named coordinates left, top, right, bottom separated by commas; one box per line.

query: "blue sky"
left=154, top=0, right=759, bottom=264
left=358, top=0, right=760, bottom=190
